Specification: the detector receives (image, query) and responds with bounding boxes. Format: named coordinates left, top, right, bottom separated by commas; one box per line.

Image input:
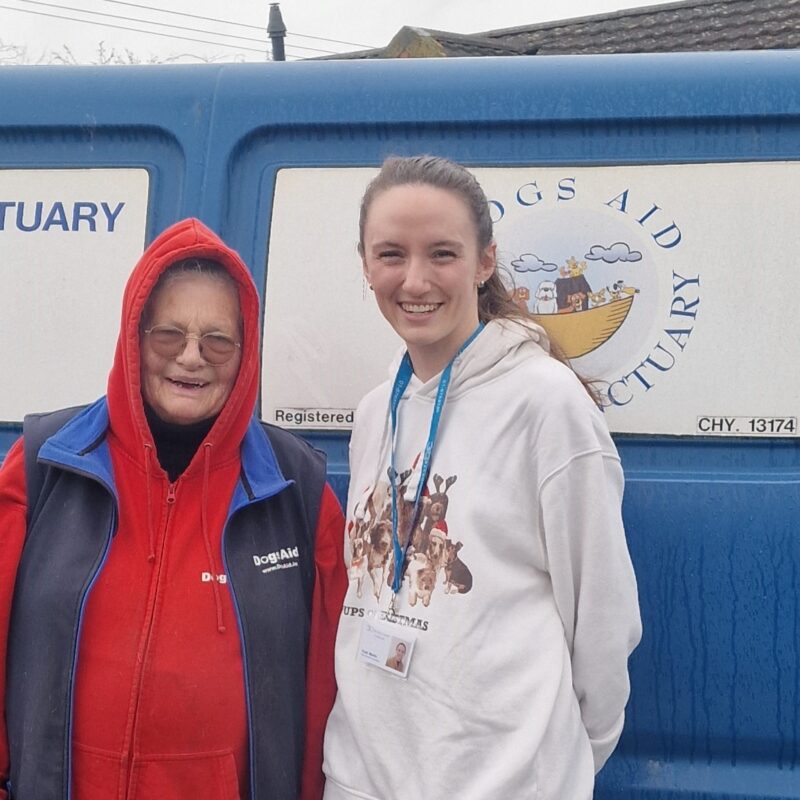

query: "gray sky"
left=0, top=0, right=670, bottom=64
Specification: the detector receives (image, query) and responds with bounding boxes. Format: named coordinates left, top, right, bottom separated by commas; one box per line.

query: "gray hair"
left=141, top=258, right=241, bottom=333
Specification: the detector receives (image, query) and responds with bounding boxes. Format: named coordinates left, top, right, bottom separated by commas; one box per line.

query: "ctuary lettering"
left=0, top=201, right=125, bottom=232
left=605, top=270, right=701, bottom=407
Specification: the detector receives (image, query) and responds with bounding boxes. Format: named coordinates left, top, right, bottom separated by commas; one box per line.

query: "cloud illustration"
left=585, top=242, right=642, bottom=263
left=511, top=253, right=558, bottom=273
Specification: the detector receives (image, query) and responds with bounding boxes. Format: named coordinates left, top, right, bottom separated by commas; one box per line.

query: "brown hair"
left=359, top=155, right=598, bottom=403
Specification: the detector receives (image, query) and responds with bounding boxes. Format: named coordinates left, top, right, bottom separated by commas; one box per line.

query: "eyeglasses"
left=143, top=325, right=241, bottom=365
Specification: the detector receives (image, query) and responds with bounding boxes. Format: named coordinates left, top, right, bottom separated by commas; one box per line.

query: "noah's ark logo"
left=490, top=176, right=701, bottom=409
left=512, top=252, right=640, bottom=359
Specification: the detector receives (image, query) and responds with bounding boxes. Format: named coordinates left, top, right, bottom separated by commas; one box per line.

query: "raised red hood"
left=106, top=217, right=261, bottom=472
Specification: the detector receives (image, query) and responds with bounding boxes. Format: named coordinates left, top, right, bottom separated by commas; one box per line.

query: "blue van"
left=1, top=51, right=798, bottom=799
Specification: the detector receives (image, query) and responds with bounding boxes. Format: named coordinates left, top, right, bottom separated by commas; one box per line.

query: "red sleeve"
left=0, top=438, right=29, bottom=800
left=299, top=482, right=347, bottom=800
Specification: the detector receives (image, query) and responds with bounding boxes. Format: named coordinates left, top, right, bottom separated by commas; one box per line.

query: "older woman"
left=0, top=218, right=345, bottom=800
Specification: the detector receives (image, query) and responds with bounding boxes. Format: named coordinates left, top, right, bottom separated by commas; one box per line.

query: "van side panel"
left=1, top=54, right=798, bottom=799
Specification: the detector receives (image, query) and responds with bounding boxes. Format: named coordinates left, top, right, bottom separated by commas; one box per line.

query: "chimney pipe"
left=268, top=3, right=287, bottom=62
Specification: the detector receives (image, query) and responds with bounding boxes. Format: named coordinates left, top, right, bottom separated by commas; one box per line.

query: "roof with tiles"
left=480, top=0, right=800, bottom=55
left=319, top=0, right=800, bottom=59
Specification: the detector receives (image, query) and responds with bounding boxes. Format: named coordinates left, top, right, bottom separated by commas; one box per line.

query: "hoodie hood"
left=107, top=218, right=260, bottom=473
left=354, top=318, right=552, bottom=521
left=387, top=318, right=551, bottom=398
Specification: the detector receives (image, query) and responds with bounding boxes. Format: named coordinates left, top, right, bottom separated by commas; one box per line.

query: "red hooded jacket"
left=0, top=218, right=346, bottom=799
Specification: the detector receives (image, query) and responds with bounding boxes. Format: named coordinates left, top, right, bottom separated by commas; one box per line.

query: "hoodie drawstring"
left=144, top=441, right=226, bottom=634
left=201, top=442, right=226, bottom=634
left=143, top=443, right=156, bottom=562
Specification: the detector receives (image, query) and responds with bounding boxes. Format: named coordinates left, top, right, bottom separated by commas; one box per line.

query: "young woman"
left=323, top=156, right=641, bottom=799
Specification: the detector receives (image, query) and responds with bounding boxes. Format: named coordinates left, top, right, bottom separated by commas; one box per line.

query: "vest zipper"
left=65, top=499, right=117, bottom=800
left=220, top=503, right=256, bottom=800
left=42, top=455, right=120, bottom=800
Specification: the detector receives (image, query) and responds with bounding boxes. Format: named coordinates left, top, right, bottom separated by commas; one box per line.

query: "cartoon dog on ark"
left=588, top=288, right=607, bottom=307
left=533, top=280, right=558, bottom=314
left=608, top=280, right=639, bottom=301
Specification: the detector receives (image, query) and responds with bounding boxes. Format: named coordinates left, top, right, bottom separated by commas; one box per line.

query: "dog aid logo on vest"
left=253, top=547, right=300, bottom=574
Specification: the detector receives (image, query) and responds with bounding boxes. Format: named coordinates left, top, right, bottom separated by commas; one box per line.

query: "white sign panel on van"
left=262, top=163, right=799, bottom=437
left=0, top=168, right=149, bottom=421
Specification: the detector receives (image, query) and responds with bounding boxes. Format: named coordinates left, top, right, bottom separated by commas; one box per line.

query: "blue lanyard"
left=388, top=323, right=484, bottom=595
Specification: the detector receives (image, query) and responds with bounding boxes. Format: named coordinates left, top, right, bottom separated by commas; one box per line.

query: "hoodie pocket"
left=129, top=750, right=240, bottom=800
left=323, top=776, right=381, bottom=800
left=72, top=742, right=122, bottom=798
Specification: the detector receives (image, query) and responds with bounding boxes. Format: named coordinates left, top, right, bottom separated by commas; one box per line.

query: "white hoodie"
left=323, top=319, right=641, bottom=800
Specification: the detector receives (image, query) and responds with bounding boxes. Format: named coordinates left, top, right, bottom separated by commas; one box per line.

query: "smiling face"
left=361, top=184, right=495, bottom=382
left=141, top=273, right=242, bottom=425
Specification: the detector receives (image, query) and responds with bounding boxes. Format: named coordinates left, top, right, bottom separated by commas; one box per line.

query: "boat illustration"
left=532, top=295, right=635, bottom=359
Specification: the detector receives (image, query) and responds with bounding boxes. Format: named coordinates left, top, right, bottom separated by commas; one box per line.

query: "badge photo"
left=357, top=619, right=416, bottom=679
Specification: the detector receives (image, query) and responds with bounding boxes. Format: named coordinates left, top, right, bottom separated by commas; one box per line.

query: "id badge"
left=357, top=618, right=416, bottom=679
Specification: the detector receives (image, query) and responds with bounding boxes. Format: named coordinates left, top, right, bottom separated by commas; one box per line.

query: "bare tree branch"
left=0, top=39, right=241, bottom=66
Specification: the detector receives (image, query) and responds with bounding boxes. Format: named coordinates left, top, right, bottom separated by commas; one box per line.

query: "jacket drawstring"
left=143, top=443, right=156, bottom=562
left=201, top=442, right=226, bottom=633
